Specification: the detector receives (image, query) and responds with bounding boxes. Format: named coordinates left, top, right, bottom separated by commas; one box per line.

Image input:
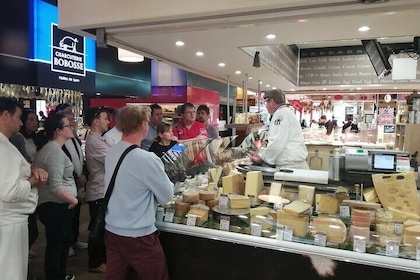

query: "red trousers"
left=105, top=230, right=170, bottom=280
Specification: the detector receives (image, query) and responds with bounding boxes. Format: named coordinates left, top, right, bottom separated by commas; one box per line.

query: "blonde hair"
left=120, top=105, right=150, bottom=136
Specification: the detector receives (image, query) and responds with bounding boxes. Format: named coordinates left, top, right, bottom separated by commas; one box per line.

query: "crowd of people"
left=0, top=98, right=220, bottom=280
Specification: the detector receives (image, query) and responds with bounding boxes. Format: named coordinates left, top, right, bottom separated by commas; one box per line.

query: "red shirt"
left=172, top=121, right=208, bottom=140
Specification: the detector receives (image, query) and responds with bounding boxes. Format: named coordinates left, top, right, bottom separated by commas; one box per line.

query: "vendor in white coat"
left=0, top=97, right=48, bottom=280
left=249, top=89, right=309, bottom=169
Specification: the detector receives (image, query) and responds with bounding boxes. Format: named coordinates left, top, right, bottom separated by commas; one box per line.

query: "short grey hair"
left=263, top=89, right=286, bottom=105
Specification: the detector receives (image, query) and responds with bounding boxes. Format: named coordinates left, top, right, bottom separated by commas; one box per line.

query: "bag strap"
left=102, top=144, right=138, bottom=206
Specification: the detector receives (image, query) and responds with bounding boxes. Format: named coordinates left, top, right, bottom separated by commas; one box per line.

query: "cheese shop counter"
left=156, top=222, right=420, bottom=280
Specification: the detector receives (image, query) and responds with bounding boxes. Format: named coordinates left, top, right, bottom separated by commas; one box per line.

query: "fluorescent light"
left=218, top=62, right=226, bottom=67
left=358, top=26, right=370, bottom=32
left=117, top=48, right=144, bottom=62
left=235, top=70, right=241, bottom=75
left=175, top=41, right=185, bottom=46
left=248, top=76, right=253, bottom=80
left=195, top=51, right=204, bottom=56
left=266, top=34, right=276, bottom=39
left=266, top=84, right=270, bottom=87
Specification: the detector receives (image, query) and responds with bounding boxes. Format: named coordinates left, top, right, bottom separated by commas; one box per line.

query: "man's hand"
left=30, top=166, right=48, bottom=187
left=248, top=151, right=263, bottom=165
left=77, top=174, right=87, bottom=188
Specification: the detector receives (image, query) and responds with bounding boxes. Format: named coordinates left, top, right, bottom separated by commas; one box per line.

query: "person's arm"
left=145, top=155, right=174, bottom=204
left=261, top=111, right=290, bottom=165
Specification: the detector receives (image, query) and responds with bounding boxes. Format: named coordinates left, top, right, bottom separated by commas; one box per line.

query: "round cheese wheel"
left=312, top=217, right=347, bottom=244
left=182, top=191, right=199, bottom=203
left=199, top=190, right=216, bottom=201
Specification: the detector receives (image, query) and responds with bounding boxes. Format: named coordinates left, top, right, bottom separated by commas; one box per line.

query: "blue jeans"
left=38, top=202, right=74, bottom=280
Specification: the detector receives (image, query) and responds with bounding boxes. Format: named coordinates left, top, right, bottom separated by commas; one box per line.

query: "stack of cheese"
left=276, top=201, right=312, bottom=238
left=374, top=208, right=401, bottom=247
left=402, top=220, right=420, bottom=252
left=174, top=190, right=216, bottom=222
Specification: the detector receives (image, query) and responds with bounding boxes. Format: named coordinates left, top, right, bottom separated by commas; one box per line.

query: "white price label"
left=219, top=194, right=228, bottom=206
left=353, top=235, right=366, bottom=253
left=164, top=209, right=174, bottom=223
left=273, top=202, right=283, bottom=211
left=314, top=232, right=327, bottom=247
left=394, top=222, right=403, bottom=235
left=339, top=205, right=350, bottom=217
left=186, top=215, right=197, bottom=226
left=283, top=226, right=293, bottom=241
left=156, top=207, right=164, bottom=222
left=386, top=240, right=400, bottom=257
left=251, top=221, right=262, bottom=237
left=276, top=226, right=285, bottom=241
left=248, top=195, right=256, bottom=207
left=220, top=216, right=230, bottom=231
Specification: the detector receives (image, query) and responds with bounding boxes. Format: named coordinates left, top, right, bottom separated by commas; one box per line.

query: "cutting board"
left=372, top=172, right=420, bottom=221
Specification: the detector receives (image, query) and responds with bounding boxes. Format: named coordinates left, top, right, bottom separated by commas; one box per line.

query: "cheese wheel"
left=199, top=190, right=216, bottom=201
left=312, top=217, right=347, bottom=244
left=206, top=199, right=219, bottom=209
left=182, top=191, right=200, bottom=203
left=175, top=200, right=190, bottom=217
left=351, top=209, right=372, bottom=227
left=402, top=224, right=420, bottom=252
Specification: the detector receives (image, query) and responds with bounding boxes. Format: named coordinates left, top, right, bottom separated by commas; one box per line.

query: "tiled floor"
left=28, top=203, right=105, bottom=280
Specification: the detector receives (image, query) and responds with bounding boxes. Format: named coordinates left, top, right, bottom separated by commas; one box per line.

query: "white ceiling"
left=58, top=0, right=420, bottom=94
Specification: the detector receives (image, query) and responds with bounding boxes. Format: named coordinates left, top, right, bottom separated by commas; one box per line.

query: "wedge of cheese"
left=283, top=200, right=312, bottom=217
left=228, top=194, right=251, bottom=209
left=312, top=217, right=347, bottom=244
left=298, top=185, right=315, bottom=206
left=372, top=172, right=420, bottom=221
left=245, top=171, right=264, bottom=198
left=222, top=173, right=245, bottom=195
left=250, top=206, right=270, bottom=216
left=276, top=210, right=309, bottom=238
left=363, top=187, right=380, bottom=203
left=269, top=182, right=283, bottom=196
left=315, top=194, right=339, bottom=214
left=402, top=224, right=420, bottom=251
left=187, top=204, right=210, bottom=222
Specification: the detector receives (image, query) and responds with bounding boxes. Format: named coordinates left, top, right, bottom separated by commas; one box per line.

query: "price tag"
left=370, top=210, right=376, bottom=221
left=314, top=231, right=327, bottom=247
left=186, top=215, right=197, bottom=226
left=156, top=207, right=164, bottom=222
left=394, top=222, right=403, bottom=235
left=276, top=225, right=285, bottom=241
left=248, top=195, right=256, bottom=207
left=353, top=235, right=366, bottom=253
left=164, top=209, right=174, bottom=223
left=283, top=226, right=293, bottom=241
left=251, top=221, right=262, bottom=237
left=219, top=194, right=228, bottom=206
left=339, top=205, right=350, bottom=217
left=386, top=240, right=400, bottom=257
left=219, top=216, right=230, bottom=231
left=416, top=244, right=420, bottom=261
left=273, top=201, right=283, bottom=211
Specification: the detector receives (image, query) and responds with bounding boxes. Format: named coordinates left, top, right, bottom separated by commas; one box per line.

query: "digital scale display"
left=373, top=154, right=396, bottom=170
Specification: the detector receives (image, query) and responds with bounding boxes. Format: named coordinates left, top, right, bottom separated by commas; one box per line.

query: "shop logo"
left=51, top=24, right=85, bottom=77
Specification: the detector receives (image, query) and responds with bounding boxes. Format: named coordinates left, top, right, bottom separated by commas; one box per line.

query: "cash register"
left=344, top=148, right=410, bottom=187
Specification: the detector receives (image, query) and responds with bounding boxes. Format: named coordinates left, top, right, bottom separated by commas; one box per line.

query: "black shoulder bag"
left=89, top=144, right=138, bottom=241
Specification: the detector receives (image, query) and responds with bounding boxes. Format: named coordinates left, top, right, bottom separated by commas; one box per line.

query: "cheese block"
left=206, top=199, right=219, bottom=209
left=199, top=190, right=216, bottom=201
left=402, top=224, right=420, bottom=251
left=175, top=199, right=191, bottom=217
left=228, top=194, right=251, bottom=209
left=403, top=219, right=420, bottom=230
left=182, top=190, right=200, bottom=203
left=312, top=217, right=347, bottom=244
left=372, top=172, right=420, bottom=221
left=315, top=194, right=339, bottom=214
left=222, top=173, right=245, bottom=195
left=187, top=204, right=209, bottom=222
left=283, top=200, right=312, bottom=217
left=251, top=215, right=274, bottom=230
left=333, top=187, right=350, bottom=203
left=245, top=171, right=264, bottom=198
left=375, top=208, right=394, bottom=222
left=349, top=225, right=370, bottom=244
left=298, top=185, right=315, bottom=206
left=375, top=223, right=396, bottom=235
left=269, top=182, right=283, bottom=196
left=276, top=210, right=309, bottom=238
left=378, top=234, right=401, bottom=247
left=250, top=206, right=270, bottom=216
left=363, top=187, right=380, bottom=203
left=351, top=209, right=372, bottom=227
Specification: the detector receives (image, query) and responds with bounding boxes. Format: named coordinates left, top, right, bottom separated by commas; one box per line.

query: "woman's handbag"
left=89, top=144, right=138, bottom=241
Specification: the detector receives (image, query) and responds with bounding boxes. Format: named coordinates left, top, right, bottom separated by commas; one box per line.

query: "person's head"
left=155, top=122, right=174, bottom=143
left=196, top=105, right=210, bottom=124
left=43, top=113, right=74, bottom=142
left=111, top=108, right=122, bottom=130
left=120, top=106, right=150, bottom=138
left=0, top=97, right=23, bottom=138
left=180, top=103, right=197, bottom=124
left=61, top=111, right=78, bottom=132
left=20, top=109, right=39, bottom=137
left=86, top=107, right=110, bottom=134
left=263, top=89, right=286, bottom=114
left=55, top=103, right=73, bottom=114
left=319, top=115, right=327, bottom=124
left=150, top=103, right=163, bottom=126
left=39, top=111, right=45, bottom=117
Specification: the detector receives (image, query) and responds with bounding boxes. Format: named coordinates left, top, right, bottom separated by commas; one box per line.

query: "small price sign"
left=164, top=209, right=174, bottom=223
left=219, top=216, right=230, bottom=231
